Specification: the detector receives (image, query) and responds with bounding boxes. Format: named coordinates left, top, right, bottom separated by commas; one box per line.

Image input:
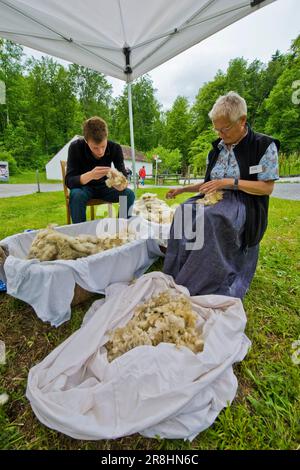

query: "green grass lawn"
left=0, top=188, right=184, bottom=239
left=0, top=189, right=299, bottom=450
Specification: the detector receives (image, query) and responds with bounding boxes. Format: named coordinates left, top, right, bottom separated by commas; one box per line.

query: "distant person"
left=65, top=116, right=135, bottom=223
left=135, top=173, right=140, bottom=189
left=139, top=166, right=146, bottom=186
left=125, top=167, right=132, bottom=182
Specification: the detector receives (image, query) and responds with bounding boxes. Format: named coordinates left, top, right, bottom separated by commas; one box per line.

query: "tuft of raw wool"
left=133, top=193, right=175, bottom=224
left=105, top=169, right=127, bottom=191
left=0, top=340, right=5, bottom=365
left=197, top=191, right=223, bottom=206
left=106, top=290, right=204, bottom=362
left=27, top=227, right=134, bottom=261
left=0, top=393, right=8, bottom=406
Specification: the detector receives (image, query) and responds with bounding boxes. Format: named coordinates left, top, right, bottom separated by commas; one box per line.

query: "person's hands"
left=199, top=179, right=230, bottom=195
left=166, top=188, right=183, bottom=199
left=89, top=166, right=111, bottom=180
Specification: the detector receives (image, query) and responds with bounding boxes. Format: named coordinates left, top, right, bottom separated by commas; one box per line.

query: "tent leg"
left=127, top=82, right=136, bottom=193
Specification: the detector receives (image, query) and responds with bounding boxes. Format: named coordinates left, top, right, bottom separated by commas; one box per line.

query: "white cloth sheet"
left=27, top=271, right=251, bottom=440
left=0, top=219, right=161, bottom=326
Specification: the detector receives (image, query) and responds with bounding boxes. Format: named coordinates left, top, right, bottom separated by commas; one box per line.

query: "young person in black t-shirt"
left=65, top=116, right=135, bottom=223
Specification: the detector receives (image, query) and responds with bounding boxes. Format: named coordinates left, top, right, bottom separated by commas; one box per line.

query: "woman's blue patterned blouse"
left=209, top=140, right=279, bottom=181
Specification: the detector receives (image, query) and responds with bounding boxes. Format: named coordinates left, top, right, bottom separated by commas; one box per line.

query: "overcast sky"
left=24, top=0, right=300, bottom=110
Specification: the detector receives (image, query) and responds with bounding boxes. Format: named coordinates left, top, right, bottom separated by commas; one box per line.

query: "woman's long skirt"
left=163, top=191, right=259, bottom=298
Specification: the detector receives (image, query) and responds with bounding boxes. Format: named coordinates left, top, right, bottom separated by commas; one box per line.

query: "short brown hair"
left=83, top=116, right=108, bottom=142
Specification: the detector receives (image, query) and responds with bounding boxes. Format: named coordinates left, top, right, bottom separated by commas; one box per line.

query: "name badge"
left=249, top=164, right=263, bottom=174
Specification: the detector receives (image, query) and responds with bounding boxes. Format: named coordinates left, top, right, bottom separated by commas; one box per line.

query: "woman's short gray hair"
left=208, top=91, right=247, bottom=122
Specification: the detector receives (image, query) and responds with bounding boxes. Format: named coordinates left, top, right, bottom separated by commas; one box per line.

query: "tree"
left=26, top=57, right=62, bottom=154
left=188, top=129, right=216, bottom=176
left=0, top=39, right=25, bottom=132
left=252, top=51, right=287, bottom=131
left=264, top=35, right=300, bottom=152
left=51, top=66, right=83, bottom=144
left=112, top=75, right=162, bottom=151
left=2, top=121, right=40, bottom=167
left=226, top=57, right=248, bottom=96
left=146, top=146, right=182, bottom=174
left=164, top=96, right=192, bottom=172
left=243, top=59, right=265, bottom=126
left=225, top=58, right=266, bottom=127
left=191, top=71, right=227, bottom=135
left=190, top=53, right=287, bottom=136
left=69, top=64, right=112, bottom=125
left=26, top=57, right=81, bottom=156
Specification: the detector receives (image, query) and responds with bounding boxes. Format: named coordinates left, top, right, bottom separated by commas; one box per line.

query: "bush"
left=0, top=150, right=18, bottom=175
left=189, top=129, right=216, bottom=177
left=34, top=154, right=52, bottom=171
left=146, top=146, right=182, bottom=174
left=3, top=122, right=42, bottom=169
left=279, top=153, right=300, bottom=176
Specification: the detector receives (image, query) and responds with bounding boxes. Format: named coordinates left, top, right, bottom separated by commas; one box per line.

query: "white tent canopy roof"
left=0, top=0, right=276, bottom=82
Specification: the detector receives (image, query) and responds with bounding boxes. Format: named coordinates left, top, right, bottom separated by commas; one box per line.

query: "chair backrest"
left=60, top=161, right=69, bottom=200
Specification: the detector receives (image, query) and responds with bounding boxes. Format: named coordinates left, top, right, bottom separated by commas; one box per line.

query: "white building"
left=46, top=136, right=152, bottom=180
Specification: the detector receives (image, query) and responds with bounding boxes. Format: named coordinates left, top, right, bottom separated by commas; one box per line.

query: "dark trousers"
left=69, top=185, right=135, bottom=223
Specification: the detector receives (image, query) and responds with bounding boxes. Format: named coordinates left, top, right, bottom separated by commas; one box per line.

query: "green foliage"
left=278, top=153, right=300, bottom=176
left=0, top=149, right=18, bottom=175
left=34, top=154, right=53, bottom=171
left=164, top=96, right=193, bottom=172
left=189, top=35, right=300, bottom=164
left=190, top=52, right=291, bottom=136
left=226, top=57, right=248, bottom=96
left=189, top=129, right=216, bottom=176
left=191, top=71, right=227, bottom=134
left=26, top=56, right=80, bottom=155
left=112, top=75, right=162, bottom=152
left=264, top=37, right=300, bottom=152
left=253, top=50, right=288, bottom=129
left=146, top=146, right=182, bottom=174
left=68, top=64, right=112, bottom=124
left=0, top=39, right=24, bottom=133
left=2, top=122, right=41, bottom=167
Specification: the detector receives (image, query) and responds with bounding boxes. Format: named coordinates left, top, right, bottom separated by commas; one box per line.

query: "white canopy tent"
left=0, top=0, right=277, bottom=190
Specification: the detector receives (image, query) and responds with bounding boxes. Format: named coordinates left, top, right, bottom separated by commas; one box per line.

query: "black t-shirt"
left=65, top=138, right=127, bottom=189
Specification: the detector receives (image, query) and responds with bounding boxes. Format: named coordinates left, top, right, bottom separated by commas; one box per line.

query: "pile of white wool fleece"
left=133, top=193, right=175, bottom=224
left=106, top=290, right=204, bottom=362
left=105, top=169, right=127, bottom=191
left=28, top=226, right=133, bottom=261
left=196, top=191, right=223, bottom=206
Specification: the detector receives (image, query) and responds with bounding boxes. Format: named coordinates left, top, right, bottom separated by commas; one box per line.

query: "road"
left=0, top=183, right=62, bottom=198
left=0, top=181, right=300, bottom=200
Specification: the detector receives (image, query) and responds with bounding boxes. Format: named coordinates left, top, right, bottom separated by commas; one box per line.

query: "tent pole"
left=127, top=81, right=136, bottom=193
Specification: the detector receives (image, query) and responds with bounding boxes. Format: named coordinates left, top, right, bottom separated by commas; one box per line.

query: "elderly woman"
left=163, top=91, right=280, bottom=298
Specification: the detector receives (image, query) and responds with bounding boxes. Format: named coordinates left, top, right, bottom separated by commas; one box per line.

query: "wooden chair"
left=60, top=161, right=113, bottom=224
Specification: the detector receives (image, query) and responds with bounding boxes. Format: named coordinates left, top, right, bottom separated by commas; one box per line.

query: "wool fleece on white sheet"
left=26, top=272, right=251, bottom=441
left=0, top=219, right=161, bottom=326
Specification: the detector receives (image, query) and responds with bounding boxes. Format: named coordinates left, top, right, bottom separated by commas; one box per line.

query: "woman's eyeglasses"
left=213, top=118, right=240, bottom=134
